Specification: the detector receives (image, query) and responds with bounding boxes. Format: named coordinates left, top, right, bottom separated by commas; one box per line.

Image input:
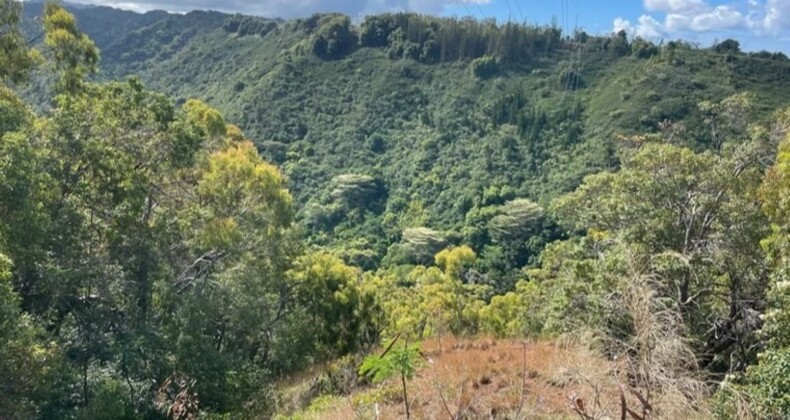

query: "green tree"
left=720, top=131, right=790, bottom=417
left=714, top=39, right=741, bottom=55
left=0, top=0, right=41, bottom=85
left=168, top=139, right=298, bottom=409
left=0, top=63, right=306, bottom=414
left=288, top=252, right=381, bottom=358
left=0, top=85, right=32, bottom=136
left=0, top=254, right=57, bottom=417
left=43, top=1, right=99, bottom=93
left=359, top=336, right=423, bottom=419
left=311, top=15, right=356, bottom=59
left=0, top=0, right=39, bottom=137
left=549, top=103, right=774, bottom=371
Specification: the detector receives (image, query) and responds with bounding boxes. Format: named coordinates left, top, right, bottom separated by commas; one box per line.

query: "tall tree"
left=0, top=0, right=40, bottom=85
left=43, top=1, right=99, bottom=93
left=549, top=97, right=779, bottom=371
left=725, top=130, right=790, bottom=417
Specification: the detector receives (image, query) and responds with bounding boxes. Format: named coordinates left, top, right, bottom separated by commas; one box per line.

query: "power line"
left=513, top=0, right=525, bottom=22
left=476, top=3, right=486, bottom=19
left=460, top=0, right=475, bottom=18
left=560, top=0, right=565, bottom=35
left=503, top=0, right=515, bottom=22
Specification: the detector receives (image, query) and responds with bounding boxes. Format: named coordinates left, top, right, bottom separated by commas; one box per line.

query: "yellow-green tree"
left=372, top=247, right=487, bottom=340
left=168, top=136, right=298, bottom=409
left=480, top=280, right=542, bottom=337
left=183, top=98, right=227, bottom=139
left=43, top=1, right=99, bottom=93
left=288, top=252, right=381, bottom=358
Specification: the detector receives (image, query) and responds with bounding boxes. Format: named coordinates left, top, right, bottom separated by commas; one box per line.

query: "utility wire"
left=503, top=0, right=515, bottom=22
left=513, top=0, right=525, bottom=22
left=476, top=2, right=486, bottom=19
left=460, top=0, right=475, bottom=18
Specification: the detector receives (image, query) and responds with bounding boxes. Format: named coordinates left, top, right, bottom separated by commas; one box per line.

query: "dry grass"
left=282, top=336, right=622, bottom=419
left=277, top=260, right=716, bottom=419
left=616, top=277, right=711, bottom=420
left=558, top=266, right=714, bottom=420
left=280, top=303, right=713, bottom=420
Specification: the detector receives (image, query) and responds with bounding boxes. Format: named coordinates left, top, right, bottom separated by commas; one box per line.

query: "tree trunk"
left=401, top=372, right=410, bottom=419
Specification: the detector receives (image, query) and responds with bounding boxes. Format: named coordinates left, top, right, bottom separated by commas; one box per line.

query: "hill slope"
left=272, top=336, right=698, bottom=419
left=21, top=2, right=790, bottom=274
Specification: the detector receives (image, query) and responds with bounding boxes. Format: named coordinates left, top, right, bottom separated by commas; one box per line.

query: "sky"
left=44, top=0, right=790, bottom=53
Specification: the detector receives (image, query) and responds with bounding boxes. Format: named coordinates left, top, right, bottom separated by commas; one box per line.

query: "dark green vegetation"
left=2, top=1, right=790, bottom=418
left=19, top=2, right=790, bottom=285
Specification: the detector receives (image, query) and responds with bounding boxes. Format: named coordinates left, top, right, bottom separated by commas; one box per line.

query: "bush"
left=631, top=37, right=658, bottom=59
left=312, top=15, right=357, bottom=60
left=470, top=55, right=500, bottom=78
left=713, top=39, right=741, bottom=54
left=397, top=227, right=448, bottom=265
left=76, top=376, right=138, bottom=420
left=222, top=15, right=278, bottom=37
left=330, top=174, right=386, bottom=211
left=558, top=67, right=585, bottom=90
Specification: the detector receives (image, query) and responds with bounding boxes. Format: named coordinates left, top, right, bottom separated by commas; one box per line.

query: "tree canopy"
left=3, top=2, right=790, bottom=418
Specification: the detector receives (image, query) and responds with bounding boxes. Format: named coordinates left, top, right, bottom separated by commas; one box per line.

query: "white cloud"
left=665, top=5, right=745, bottom=31
left=614, top=14, right=665, bottom=39
left=636, top=14, right=665, bottom=37
left=613, top=17, right=634, bottom=34
left=613, top=0, right=789, bottom=40
left=57, top=0, right=490, bottom=18
left=644, top=0, right=705, bottom=13
left=763, top=0, right=790, bottom=32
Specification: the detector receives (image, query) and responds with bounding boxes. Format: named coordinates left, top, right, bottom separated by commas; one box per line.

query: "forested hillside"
left=19, top=1, right=790, bottom=283
left=3, top=1, right=790, bottom=418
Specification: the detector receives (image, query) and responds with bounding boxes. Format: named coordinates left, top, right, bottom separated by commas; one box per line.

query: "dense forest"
left=2, top=0, right=790, bottom=418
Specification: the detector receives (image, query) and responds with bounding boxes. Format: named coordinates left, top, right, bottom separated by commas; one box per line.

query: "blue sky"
left=57, top=0, right=790, bottom=53
left=442, top=0, right=790, bottom=53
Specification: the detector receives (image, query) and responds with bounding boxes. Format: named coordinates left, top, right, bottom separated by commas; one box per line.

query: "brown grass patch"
left=286, top=336, right=619, bottom=419
left=279, top=332, right=711, bottom=419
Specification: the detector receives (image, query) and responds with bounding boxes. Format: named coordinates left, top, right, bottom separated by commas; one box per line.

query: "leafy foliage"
left=359, top=338, right=422, bottom=419
left=288, top=252, right=382, bottom=358
left=716, top=129, right=790, bottom=417
left=359, top=339, right=421, bottom=384
left=0, top=254, right=58, bottom=418
left=16, top=5, right=790, bottom=293
left=222, top=14, right=279, bottom=38
left=4, top=3, right=790, bottom=418
left=0, top=0, right=40, bottom=84
left=42, top=2, right=99, bottom=93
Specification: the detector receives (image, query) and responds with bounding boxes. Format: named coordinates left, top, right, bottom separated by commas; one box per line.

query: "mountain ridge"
left=19, top=3, right=790, bottom=271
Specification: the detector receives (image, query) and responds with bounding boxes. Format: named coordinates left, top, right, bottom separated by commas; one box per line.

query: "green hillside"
left=20, top=4, right=790, bottom=281
left=4, top=3, right=790, bottom=418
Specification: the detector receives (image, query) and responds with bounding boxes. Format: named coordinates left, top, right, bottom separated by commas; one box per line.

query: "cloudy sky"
left=49, top=0, right=790, bottom=52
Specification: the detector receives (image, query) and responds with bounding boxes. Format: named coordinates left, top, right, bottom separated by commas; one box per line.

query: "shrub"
left=312, top=15, right=356, bottom=60
left=330, top=174, right=386, bottom=211
left=470, top=55, right=500, bottom=79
